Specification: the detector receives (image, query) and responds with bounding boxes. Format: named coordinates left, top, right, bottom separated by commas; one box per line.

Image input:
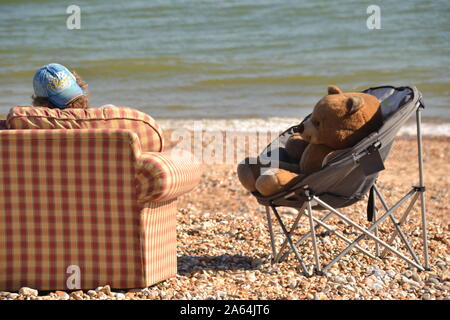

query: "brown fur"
left=237, top=85, right=383, bottom=196
left=284, top=133, right=309, bottom=161
left=299, top=144, right=335, bottom=173
left=301, top=86, right=382, bottom=149
left=31, top=70, right=89, bottom=109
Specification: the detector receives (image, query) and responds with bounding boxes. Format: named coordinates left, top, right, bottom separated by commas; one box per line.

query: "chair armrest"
left=135, top=150, right=202, bottom=205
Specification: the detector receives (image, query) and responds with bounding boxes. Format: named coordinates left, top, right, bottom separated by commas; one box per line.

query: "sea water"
left=0, top=0, right=448, bottom=134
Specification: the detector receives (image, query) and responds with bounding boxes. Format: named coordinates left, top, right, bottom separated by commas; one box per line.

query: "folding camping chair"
left=252, top=86, right=430, bottom=276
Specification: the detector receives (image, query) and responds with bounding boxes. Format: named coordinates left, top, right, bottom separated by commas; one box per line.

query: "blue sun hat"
left=33, top=63, right=84, bottom=109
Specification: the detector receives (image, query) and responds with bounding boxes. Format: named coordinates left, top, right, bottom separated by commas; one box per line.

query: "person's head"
left=32, top=63, right=89, bottom=109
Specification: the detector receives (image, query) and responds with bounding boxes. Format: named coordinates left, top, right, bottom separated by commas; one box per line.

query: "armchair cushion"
left=136, top=149, right=202, bottom=205
left=6, top=105, right=164, bottom=152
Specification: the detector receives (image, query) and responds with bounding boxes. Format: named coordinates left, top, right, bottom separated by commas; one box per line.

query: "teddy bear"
left=237, top=85, right=383, bottom=196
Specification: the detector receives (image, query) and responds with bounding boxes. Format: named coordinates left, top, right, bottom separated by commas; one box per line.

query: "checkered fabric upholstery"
left=141, top=200, right=178, bottom=286
left=0, top=127, right=201, bottom=291
left=136, top=149, right=202, bottom=205
left=7, top=105, right=164, bottom=152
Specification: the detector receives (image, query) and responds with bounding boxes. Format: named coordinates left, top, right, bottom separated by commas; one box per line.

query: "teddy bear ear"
left=347, top=95, right=364, bottom=114
left=328, top=85, right=342, bottom=95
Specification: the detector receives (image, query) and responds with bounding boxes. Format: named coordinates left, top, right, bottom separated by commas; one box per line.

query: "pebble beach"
left=1, top=135, right=448, bottom=300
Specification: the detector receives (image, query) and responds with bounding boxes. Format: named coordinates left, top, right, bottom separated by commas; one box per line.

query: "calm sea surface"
left=0, top=0, right=449, bottom=121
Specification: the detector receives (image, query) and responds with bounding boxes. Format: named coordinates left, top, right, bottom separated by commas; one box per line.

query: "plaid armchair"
left=0, top=106, right=201, bottom=291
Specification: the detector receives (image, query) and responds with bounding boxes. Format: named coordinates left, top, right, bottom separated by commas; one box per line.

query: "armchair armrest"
left=135, top=150, right=202, bottom=205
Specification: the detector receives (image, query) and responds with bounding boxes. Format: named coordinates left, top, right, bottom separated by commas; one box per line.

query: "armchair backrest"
left=6, top=105, right=164, bottom=152
left=0, top=128, right=145, bottom=290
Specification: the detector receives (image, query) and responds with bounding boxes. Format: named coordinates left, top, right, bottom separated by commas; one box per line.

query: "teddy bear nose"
left=297, top=123, right=304, bottom=134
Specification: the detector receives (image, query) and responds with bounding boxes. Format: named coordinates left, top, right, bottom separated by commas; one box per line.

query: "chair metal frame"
left=264, top=107, right=429, bottom=277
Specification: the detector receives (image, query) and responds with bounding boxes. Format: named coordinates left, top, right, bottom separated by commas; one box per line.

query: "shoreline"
left=159, top=117, right=450, bottom=137
left=2, top=113, right=450, bottom=137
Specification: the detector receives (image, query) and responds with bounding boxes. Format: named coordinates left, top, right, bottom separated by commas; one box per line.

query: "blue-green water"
left=0, top=0, right=449, bottom=120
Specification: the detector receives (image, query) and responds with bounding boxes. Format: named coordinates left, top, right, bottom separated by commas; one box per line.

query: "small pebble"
left=101, top=285, right=112, bottom=296
left=371, top=282, right=383, bottom=291
left=288, top=279, right=298, bottom=289
left=87, top=290, right=97, bottom=297
left=422, top=293, right=432, bottom=300
left=426, top=278, right=440, bottom=286
left=55, top=291, right=69, bottom=300
left=411, top=272, right=421, bottom=283
left=97, top=292, right=108, bottom=300
left=18, top=287, right=38, bottom=296
left=70, top=291, right=83, bottom=300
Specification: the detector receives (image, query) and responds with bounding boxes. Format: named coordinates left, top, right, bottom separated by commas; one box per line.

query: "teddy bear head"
left=298, top=85, right=382, bottom=149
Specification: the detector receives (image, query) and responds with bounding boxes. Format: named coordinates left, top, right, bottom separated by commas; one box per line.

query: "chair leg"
left=279, top=212, right=334, bottom=262
left=380, top=193, right=419, bottom=258
left=314, top=194, right=425, bottom=272
left=374, top=186, right=421, bottom=265
left=265, top=206, right=277, bottom=263
left=303, top=212, right=378, bottom=259
left=271, top=206, right=311, bottom=276
left=279, top=209, right=378, bottom=263
left=372, top=209, right=380, bottom=257
left=416, top=106, right=430, bottom=270
left=263, top=187, right=428, bottom=273
left=419, top=190, right=430, bottom=269
left=306, top=199, right=321, bottom=272
left=273, top=203, right=306, bottom=263
left=370, top=184, right=380, bottom=257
